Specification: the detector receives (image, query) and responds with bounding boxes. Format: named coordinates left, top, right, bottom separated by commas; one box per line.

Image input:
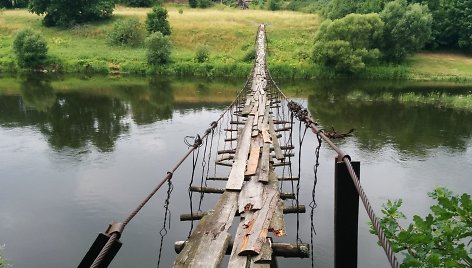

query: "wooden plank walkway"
left=174, top=24, right=306, bottom=267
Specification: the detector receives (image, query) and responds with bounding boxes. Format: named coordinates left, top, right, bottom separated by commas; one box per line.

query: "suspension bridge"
left=78, top=24, right=399, bottom=268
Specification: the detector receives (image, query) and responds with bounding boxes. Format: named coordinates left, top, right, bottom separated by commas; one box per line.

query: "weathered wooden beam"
left=175, top=241, right=309, bottom=258
left=253, top=238, right=272, bottom=264
left=230, top=120, right=246, bottom=125
left=268, top=115, right=284, bottom=160
left=273, top=161, right=291, bottom=167
left=217, top=149, right=236, bottom=155
left=180, top=205, right=305, bottom=221
left=174, top=191, right=239, bottom=268
left=275, top=126, right=292, bottom=132
left=216, top=162, right=233, bottom=167
left=225, top=137, right=238, bottom=142
left=206, top=176, right=299, bottom=181
left=216, top=155, right=234, bottom=162
left=226, top=115, right=255, bottom=191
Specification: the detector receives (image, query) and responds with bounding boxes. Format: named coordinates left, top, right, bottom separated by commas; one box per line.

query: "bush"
left=107, top=18, right=144, bottom=47
left=195, top=45, right=209, bottom=63
left=312, top=13, right=383, bottom=74
left=242, top=47, right=256, bottom=62
left=197, top=0, right=213, bottom=8
left=29, top=0, right=114, bottom=27
left=189, top=0, right=197, bottom=8
left=269, top=0, right=280, bottom=11
left=120, top=0, right=154, bottom=7
left=145, top=31, right=171, bottom=66
left=13, top=28, right=48, bottom=69
left=146, top=6, right=171, bottom=35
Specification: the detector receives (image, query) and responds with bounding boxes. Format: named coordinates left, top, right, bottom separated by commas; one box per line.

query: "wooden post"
left=334, top=159, right=360, bottom=268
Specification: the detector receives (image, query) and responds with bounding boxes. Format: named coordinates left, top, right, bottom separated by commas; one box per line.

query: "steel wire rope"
left=263, top=40, right=399, bottom=266
left=187, top=141, right=201, bottom=237
left=296, top=121, right=308, bottom=244
left=89, top=68, right=254, bottom=268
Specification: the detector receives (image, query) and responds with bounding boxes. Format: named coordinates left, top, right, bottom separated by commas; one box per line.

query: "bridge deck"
left=174, top=24, right=307, bottom=267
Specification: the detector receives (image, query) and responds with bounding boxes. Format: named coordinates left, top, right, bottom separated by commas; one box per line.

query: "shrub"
left=189, top=0, right=197, bottom=8
left=195, top=45, right=209, bottom=63
left=120, top=0, right=154, bottom=7
left=13, top=28, right=48, bottom=69
left=145, top=31, right=171, bottom=66
left=197, top=0, right=213, bottom=8
left=107, top=18, right=144, bottom=47
left=146, top=6, right=171, bottom=35
left=269, top=0, right=280, bottom=11
left=242, top=47, right=256, bottom=63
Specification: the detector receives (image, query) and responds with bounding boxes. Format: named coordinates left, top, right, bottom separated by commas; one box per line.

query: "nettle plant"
left=371, top=187, right=472, bottom=267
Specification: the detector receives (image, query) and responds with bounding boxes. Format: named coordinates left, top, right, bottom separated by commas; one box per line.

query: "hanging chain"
left=310, top=133, right=322, bottom=268
left=156, top=179, right=173, bottom=268
left=296, top=122, right=308, bottom=244
left=187, top=146, right=200, bottom=238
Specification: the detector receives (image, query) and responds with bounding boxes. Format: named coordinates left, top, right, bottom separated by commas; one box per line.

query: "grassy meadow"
left=0, top=5, right=472, bottom=80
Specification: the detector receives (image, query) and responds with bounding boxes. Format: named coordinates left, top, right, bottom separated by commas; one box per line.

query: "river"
left=0, top=74, right=471, bottom=267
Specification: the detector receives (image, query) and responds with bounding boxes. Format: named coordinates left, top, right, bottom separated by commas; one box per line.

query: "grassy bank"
left=1, top=6, right=472, bottom=80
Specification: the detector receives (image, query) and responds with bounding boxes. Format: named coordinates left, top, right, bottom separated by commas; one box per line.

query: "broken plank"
left=174, top=191, right=239, bottom=268
left=238, top=180, right=279, bottom=255
left=238, top=175, right=263, bottom=213
left=228, top=212, right=253, bottom=268
left=245, top=137, right=262, bottom=176
left=253, top=238, right=272, bottom=264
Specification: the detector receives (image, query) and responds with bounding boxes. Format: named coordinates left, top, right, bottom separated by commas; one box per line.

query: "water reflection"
left=305, top=80, right=472, bottom=156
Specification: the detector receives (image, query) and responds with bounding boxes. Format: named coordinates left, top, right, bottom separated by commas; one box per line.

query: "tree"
left=380, top=0, right=432, bottom=62
left=0, top=0, right=29, bottom=8
left=371, top=187, right=472, bottom=267
left=146, top=6, right=171, bottom=35
left=28, top=0, right=114, bottom=27
left=312, top=13, right=383, bottom=73
left=13, top=28, right=48, bottom=69
left=145, top=31, right=171, bottom=66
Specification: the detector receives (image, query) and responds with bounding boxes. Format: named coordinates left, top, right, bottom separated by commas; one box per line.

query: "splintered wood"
left=174, top=24, right=295, bottom=268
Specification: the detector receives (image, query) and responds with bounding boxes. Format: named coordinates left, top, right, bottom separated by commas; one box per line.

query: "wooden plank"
left=228, top=212, right=252, bottom=268
left=238, top=175, right=263, bottom=213
left=252, top=238, right=272, bottom=264
left=245, top=138, right=261, bottom=176
left=267, top=168, right=286, bottom=237
left=226, top=116, right=255, bottom=191
left=238, top=182, right=279, bottom=255
left=258, top=143, right=271, bottom=183
left=174, top=191, right=239, bottom=268
left=268, top=115, right=284, bottom=160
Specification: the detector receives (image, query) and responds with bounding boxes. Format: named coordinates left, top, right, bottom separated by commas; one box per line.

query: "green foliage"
left=145, top=31, right=171, bottom=66
left=195, top=45, right=209, bottom=63
left=197, top=0, right=213, bottom=8
left=0, top=244, right=7, bottom=268
left=146, top=6, right=171, bottom=35
left=323, top=0, right=389, bottom=19
left=0, top=0, right=28, bottom=8
left=13, top=28, right=48, bottom=69
left=28, top=0, right=114, bottom=27
left=380, top=0, right=432, bottom=62
left=189, top=0, right=197, bottom=8
left=107, top=18, right=144, bottom=47
left=242, top=47, right=256, bottom=63
left=119, top=0, right=154, bottom=7
left=371, top=187, right=472, bottom=267
left=269, top=0, right=280, bottom=11
left=312, top=13, right=383, bottom=73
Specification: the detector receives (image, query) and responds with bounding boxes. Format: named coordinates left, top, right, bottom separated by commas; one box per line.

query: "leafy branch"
left=370, top=187, right=472, bottom=267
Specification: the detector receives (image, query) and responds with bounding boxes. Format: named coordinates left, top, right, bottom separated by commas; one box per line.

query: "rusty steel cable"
left=88, top=73, right=254, bottom=268
left=310, top=133, right=322, bottom=268
left=285, top=100, right=400, bottom=268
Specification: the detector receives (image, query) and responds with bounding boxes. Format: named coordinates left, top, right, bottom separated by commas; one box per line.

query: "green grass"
left=1, top=6, right=472, bottom=80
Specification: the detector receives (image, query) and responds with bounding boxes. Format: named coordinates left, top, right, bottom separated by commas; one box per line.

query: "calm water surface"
left=0, top=75, right=471, bottom=268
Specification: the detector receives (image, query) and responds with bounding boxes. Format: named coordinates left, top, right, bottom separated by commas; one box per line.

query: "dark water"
left=0, top=75, right=471, bottom=268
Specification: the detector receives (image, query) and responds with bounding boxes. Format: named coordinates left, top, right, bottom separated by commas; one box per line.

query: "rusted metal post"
left=334, top=159, right=360, bottom=268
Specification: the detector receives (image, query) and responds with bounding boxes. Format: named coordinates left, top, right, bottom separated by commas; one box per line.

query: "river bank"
left=1, top=6, right=472, bottom=81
